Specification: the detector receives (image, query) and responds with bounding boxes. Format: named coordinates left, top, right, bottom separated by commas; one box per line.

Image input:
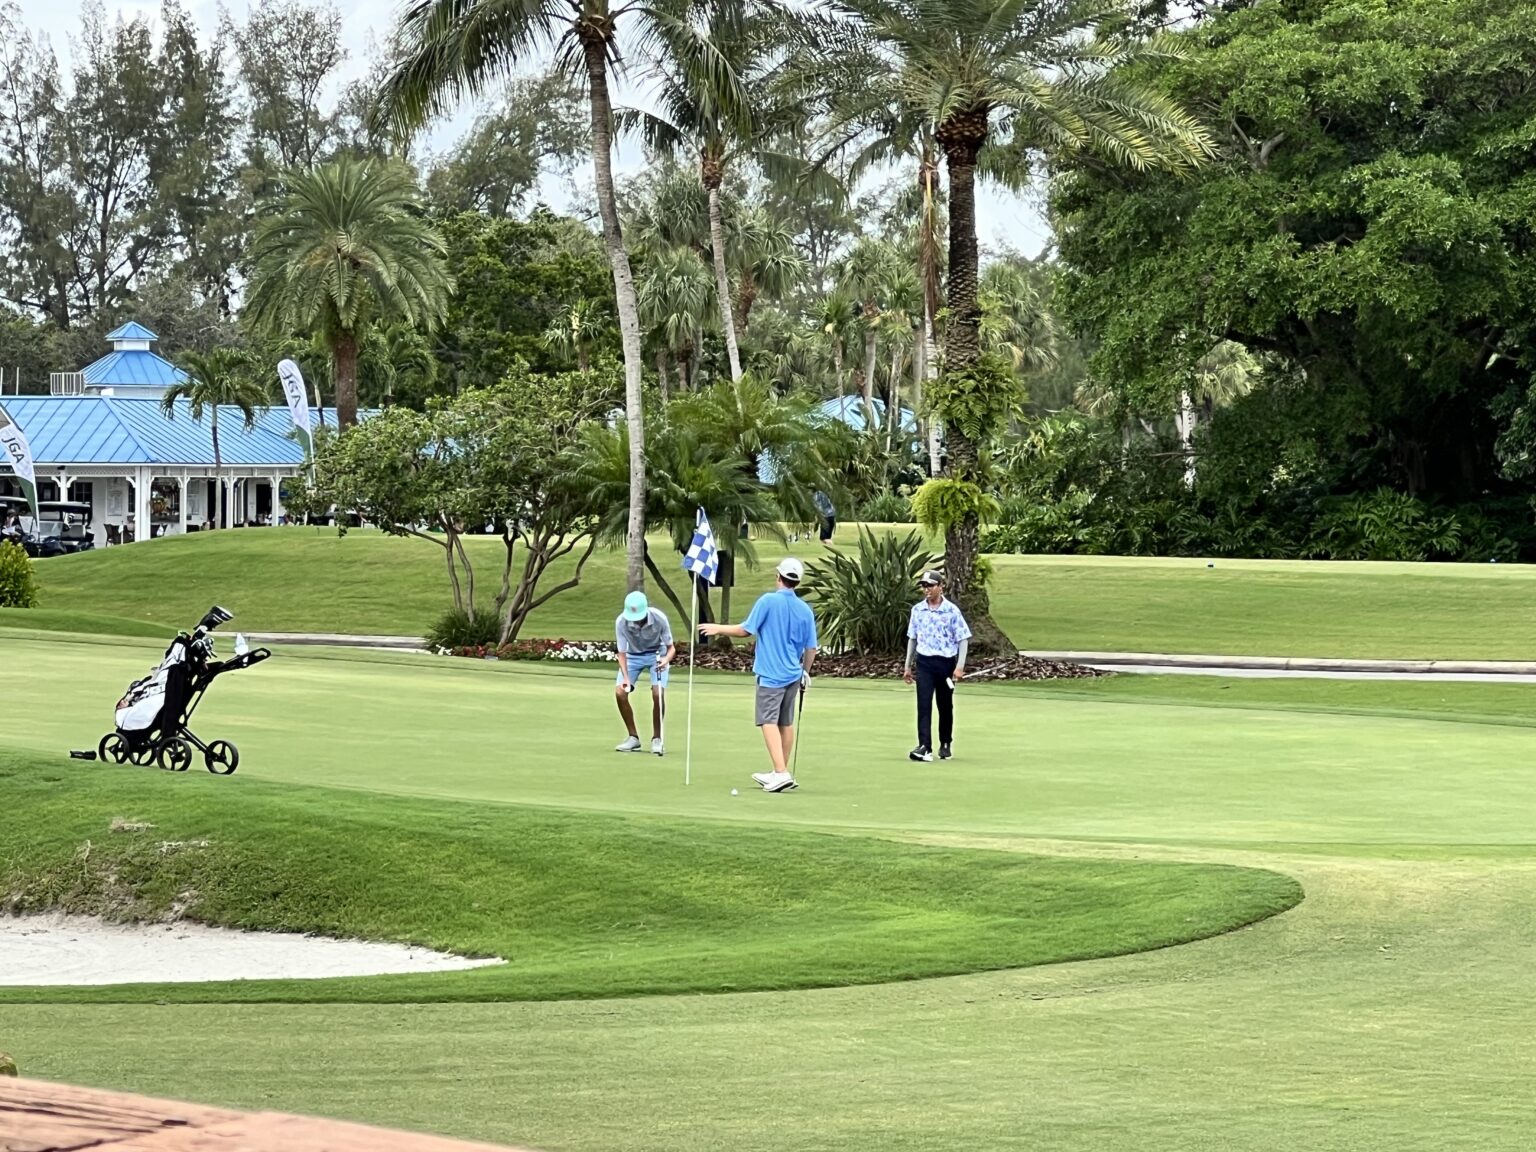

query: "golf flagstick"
left=685, top=574, right=698, bottom=786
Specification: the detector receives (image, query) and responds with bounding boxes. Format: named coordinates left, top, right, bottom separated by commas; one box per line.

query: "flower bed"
left=440, top=639, right=1102, bottom=681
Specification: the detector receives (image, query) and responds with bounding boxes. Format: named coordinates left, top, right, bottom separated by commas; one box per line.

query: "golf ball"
left=731, top=789, right=739, bottom=796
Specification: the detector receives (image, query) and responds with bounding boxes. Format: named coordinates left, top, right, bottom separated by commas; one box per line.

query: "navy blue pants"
left=915, top=653, right=957, bottom=749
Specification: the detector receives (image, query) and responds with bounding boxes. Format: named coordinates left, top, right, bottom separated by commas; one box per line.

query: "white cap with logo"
left=776, top=557, right=805, bottom=582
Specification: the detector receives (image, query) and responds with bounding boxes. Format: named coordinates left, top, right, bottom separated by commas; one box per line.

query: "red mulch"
left=676, top=643, right=1104, bottom=681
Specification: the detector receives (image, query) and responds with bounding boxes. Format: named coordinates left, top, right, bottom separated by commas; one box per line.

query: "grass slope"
left=28, top=527, right=1536, bottom=657
left=0, top=753, right=1297, bottom=1004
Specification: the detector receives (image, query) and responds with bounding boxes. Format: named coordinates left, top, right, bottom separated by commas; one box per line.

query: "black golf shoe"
left=909, top=745, right=934, bottom=762
left=939, top=744, right=953, bottom=760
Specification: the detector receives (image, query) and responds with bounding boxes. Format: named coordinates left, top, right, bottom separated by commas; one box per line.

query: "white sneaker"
left=751, top=772, right=773, bottom=786
left=615, top=736, right=642, bottom=753
left=651, top=738, right=665, bottom=756
left=759, top=772, right=798, bottom=793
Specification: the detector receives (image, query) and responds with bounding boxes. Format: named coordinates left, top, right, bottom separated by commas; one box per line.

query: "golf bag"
left=98, top=606, right=271, bottom=775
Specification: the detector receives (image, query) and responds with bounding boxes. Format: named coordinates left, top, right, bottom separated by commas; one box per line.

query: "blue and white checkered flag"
left=682, top=507, right=720, bottom=585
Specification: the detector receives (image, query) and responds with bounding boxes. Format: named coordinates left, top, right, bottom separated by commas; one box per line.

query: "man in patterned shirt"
left=902, top=570, right=972, bottom=762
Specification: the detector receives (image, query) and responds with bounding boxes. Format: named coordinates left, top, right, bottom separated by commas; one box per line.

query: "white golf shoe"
left=651, top=738, right=665, bottom=756
left=615, top=735, right=642, bottom=753
left=755, top=771, right=798, bottom=793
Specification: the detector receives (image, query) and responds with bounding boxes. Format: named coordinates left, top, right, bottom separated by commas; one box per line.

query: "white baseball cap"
left=776, top=557, right=805, bottom=582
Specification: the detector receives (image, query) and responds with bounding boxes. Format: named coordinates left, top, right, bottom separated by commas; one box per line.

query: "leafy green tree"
left=244, top=156, right=452, bottom=427
left=823, top=0, right=1216, bottom=649
left=637, top=245, right=713, bottom=397
left=232, top=0, right=345, bottom=172
left=435, top=211, right=615, bottom=393
left=162, top=347, right=272, bottom=529
left=378, top=0, right=740, bottom=595
left=1055, top=0, right=1536, bottom=507
left=424, top=71, right=589, bottom=216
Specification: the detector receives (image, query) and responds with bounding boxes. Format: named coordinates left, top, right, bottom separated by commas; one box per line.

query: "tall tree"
left=244, top=157, right=452, bottom=427
left=619, top=0, right=766, bottom=384
left=233, top=0, right=345, bottom=172
left=162, top=348, right=271, bottom=530
left=378, top=0, right=739, bottom=594
left=825, top=0, right=1216, bottom=648
left=425, top=71, right=589, bottom=216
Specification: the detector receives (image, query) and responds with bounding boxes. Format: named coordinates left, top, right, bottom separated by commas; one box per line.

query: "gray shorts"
left=754, top=680, right=801, bottom=728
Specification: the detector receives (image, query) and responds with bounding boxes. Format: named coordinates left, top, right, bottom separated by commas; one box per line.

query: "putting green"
left=5, top=634, right=1536, bottom=1150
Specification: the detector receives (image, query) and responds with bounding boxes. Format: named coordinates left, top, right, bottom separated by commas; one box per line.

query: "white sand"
left=0, top=914, right=503, bottom=986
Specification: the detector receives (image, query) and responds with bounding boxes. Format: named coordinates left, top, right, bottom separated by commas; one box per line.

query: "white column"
left=177, top=472, right=188, bottom=536
left=134, top=467, right=151, bottom=543
left=88, top=478, right=107, bottom=546
left=273, top=470, right=286, bottom=526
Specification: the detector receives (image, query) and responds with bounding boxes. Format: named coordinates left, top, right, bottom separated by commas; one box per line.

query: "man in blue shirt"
left=699, top=557, right=819, bottom=792
left=902, top=570, right=972, bottom=762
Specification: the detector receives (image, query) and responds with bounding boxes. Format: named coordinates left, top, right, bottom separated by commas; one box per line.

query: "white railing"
left=49, top=372, right=84, bottom=396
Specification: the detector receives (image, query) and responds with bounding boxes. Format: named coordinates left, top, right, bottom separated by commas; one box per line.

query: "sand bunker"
left=0, top=914, right=502, bottom=986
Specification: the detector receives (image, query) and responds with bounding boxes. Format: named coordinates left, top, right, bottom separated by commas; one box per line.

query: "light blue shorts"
left=617, top=652, right=669, bottom=690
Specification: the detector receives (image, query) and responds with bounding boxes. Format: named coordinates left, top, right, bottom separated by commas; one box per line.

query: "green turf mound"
left=0, top=752, right=1300, bottom=1004
left=0, top=607, right=169, bottom=639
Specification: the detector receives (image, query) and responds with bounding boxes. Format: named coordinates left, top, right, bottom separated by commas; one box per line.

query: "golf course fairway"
left=4, top=630, right=1536, bottom=1150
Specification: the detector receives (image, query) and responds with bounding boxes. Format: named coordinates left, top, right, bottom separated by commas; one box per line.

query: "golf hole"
left=0, top=914, right=503, bottom=987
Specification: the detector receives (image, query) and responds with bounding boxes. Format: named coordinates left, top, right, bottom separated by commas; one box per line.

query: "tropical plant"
left=805, top=527, right=940, bottom=656
left=162, top=348, right=272, bottom=530
left=0, top=540, right=38, bottom=608
left=426, top=606, right=503, bottom=650
left=541, top=297, right=607, bottom=374
left=637, top=245, right=714, bottom=396
left=244, top=157, right=452, bottom=428
left=858, top=490, right=914, bottom=523
left=618, top=0, right=773, bottom=384
left=979, top=261, right=1058, bottom=375
left=378, top=0, right=742, bottom=594
left=819, top=0, right=1218, bottom=647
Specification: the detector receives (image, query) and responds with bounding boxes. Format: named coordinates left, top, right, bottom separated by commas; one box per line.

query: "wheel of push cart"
left=129, top=744, right=157, bottom=767
left=97, top=733, right=130, bottom=765
left=204, top=740, right=239, bottom=776
left=157, top=738, right=193, bottom=773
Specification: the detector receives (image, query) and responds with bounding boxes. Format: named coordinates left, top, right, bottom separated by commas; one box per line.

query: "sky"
left=16, top=0, right=1054, bottom=259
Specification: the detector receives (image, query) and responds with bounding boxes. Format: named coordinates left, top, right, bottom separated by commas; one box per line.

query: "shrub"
left=425, top=605, right=502, bottom=649
left=805, top=528, right=941, bottom=656
left=858, top=491, right=914, bottom=523
left=0, top=542, right=37, bottom=608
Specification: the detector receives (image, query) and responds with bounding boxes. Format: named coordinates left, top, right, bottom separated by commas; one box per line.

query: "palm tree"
left=620, top=0, right=804, bottom=386
left=821, top=0, right=1217, bottom=643
left=836, top=237, right=898, bottom=430
left=728, top=208, right=804, bottom=335
left=245, top=158, right=452, bottom=429
left=637, top=245, right=714, bottom=397
left=979, top=261, right=1058, bottom=375
left=1178, top=340, right=1259, bottom=484
left=377, top=0, right=739, bottom=595
left=162, top=349, right=272, bottom=530
left=541, top=297, right=607, bottom=374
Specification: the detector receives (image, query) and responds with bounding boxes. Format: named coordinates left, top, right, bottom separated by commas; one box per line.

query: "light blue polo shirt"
left=742, top=588, right=818, bottom=688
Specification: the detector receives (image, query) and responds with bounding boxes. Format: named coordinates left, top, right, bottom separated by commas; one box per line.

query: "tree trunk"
left=656, top=350, right=670, bottom=403
left=888, top=346, right=905, bottom=455
left=705, top=177, right=743, bottom=384
left=832, top=342, right=845, bottom=399
left=333, top=330, right=360, bottom=429
left=1177, top=390, right=1197, bottom=486
left=938, top=115, right=1010, bottom=654
left=919, top=140, right=944, bottom=477
left=577, top=343, right=590, bottom=374
left=861, top=321, right=879, bottom=429
left=584, top=36, right=647, bottom=594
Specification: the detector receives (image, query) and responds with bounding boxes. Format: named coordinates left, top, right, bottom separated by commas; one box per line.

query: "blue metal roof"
left=817, top=396, right=917, bottom=433
left=0, top=396, right=338, bottom=466
left=104, top=321, right=159, bottom=341
left=82, top=350, right=189, bottom=389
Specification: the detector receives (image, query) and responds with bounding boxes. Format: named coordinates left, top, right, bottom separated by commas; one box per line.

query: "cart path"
left=245, top=633, right=1536, bottom=682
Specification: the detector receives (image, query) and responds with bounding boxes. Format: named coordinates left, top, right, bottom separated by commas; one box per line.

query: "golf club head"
left=199, top=605, right=234, bottom=632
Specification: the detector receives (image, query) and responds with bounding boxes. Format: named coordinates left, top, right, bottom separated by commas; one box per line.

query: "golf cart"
left=33, top=501, right=95, bottom=555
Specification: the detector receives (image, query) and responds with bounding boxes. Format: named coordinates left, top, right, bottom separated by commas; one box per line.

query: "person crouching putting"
left=614, top=591, right=676, bottom=756
left=903, top=570, right=971, bottom=762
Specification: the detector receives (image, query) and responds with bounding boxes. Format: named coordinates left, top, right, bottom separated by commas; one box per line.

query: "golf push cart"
left=96, top=606, right=271, bottom=774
